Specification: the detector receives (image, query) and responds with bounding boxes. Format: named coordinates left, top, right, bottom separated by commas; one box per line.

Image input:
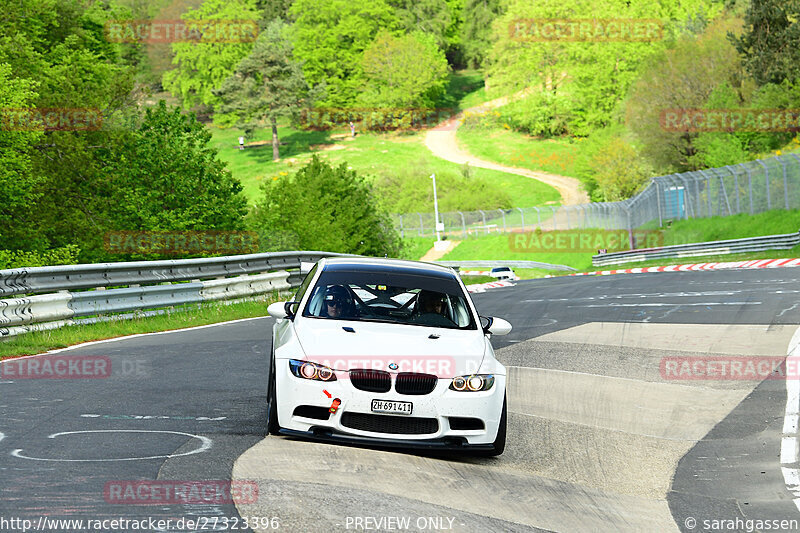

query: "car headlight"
left=289, top=359, right=337, bottom=382
left=450, top=374, right=494, bottom=391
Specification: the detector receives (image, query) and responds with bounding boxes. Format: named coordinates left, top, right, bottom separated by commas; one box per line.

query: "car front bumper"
left=275, top=360, right=506, bottom=446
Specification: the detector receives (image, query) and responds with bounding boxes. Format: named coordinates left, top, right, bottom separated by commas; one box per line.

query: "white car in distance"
left=489, top=266, right=516, bottom=280
left=266, top=257, right=512, bottom=455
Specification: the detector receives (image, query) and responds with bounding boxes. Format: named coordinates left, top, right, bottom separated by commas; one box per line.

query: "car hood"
left=293, top=318, right=486, bottom=378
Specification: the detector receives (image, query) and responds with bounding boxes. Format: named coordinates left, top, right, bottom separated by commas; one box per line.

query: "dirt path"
left=424, top=95, right=589, bottom=205
left=418, top=239, right=460, bottom=261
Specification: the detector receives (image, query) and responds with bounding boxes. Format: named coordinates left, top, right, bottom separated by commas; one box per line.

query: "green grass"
left=434, top=209, right=800, bottom=274
left=397, top=237, right=437, bottom=261
left=461, top=275, right=496, bottom=285
left=0, top=298, right=277, bottom=359
left=646, top=209, right=800, bottom=245
left=441, top=70, right=491, bottom=110
left=440, top=234, right=594, bottom=270
left=456, top=125, right=582, bottom=178
left=577, top=246, right=800, bottom=273
left=211, top=125, right=560, bottom=209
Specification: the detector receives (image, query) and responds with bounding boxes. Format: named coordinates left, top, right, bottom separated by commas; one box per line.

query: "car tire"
left=266, top=348, right=281, bottom=436
left=479, top=393, right=506, bottom=457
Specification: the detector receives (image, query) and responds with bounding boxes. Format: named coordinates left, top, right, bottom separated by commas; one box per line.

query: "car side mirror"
left=268, top=301, right=299, bottom=319
left=480, top=316, right=512, bottom=336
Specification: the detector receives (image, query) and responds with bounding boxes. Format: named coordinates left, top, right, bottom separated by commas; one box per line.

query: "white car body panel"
left=268, top=257, right=510, bottom=449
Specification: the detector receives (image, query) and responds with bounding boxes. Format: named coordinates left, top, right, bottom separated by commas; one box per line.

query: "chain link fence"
left=392, top=154, right=800, bottom=244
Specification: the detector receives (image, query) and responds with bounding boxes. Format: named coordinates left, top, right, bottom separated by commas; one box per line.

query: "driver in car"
left=414, top=290, right=452, bottom=327
left=322, top=285, right=354, bottom=319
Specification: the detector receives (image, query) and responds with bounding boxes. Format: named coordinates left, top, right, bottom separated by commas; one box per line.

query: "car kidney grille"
left=341, top=412, right=438, bottom=435
left=349, top=369, right=391, bottom=393
left=395, top=372, right=437, bottom=395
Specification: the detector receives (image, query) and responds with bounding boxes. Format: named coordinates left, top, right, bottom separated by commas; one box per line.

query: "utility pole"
left=431, top=173, right=442, bottom=241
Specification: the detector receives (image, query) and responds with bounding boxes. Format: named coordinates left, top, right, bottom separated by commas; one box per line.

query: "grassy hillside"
left=435, top=209, right=800, bottom=270
left=456, top=125, right=582, bottom=178
left=211, top=126, right=560, bottom=209
left=208, top=70, right=561, bottom=212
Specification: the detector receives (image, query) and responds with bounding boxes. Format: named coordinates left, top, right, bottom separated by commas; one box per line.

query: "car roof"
left=320, top=257, right=458, bottom=280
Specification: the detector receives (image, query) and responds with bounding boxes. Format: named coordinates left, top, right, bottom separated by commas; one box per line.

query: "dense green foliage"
left=249, top=156, right=402, bottom=256
left=4, top=0, right=800, bottom=269
left=360, top=31, right=450, bottom=108
left=214, top=19, right=321, bottom=160
left=162, top=0, right=260, bottom=110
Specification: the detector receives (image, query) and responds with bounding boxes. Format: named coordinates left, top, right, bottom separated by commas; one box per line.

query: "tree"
left=248, top=156, right=402, bottom=256
left=214, top=20, right=321, bottom=160
left=289, top=0, right=401, bottom=107
left=626, top=17, right=747, bottom=171
left=587, top=137, right=651, bottom=201
left=162, top=0, right=260, bottom=110
left=0, top=64, right=43, bottom=251
left=388, top=0, right=452, bottom=51
left=100, top=102, right=248, bottom=235
left=731, top=0, right=800, bottom=86
left=487, top=0, right=723, bottom=136
left=461, top=0, right=504, bottom=69
left=360, top=31, right=450, bottom=109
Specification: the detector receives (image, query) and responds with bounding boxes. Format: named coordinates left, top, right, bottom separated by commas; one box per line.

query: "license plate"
left=371, top=399, right=413, bottom=415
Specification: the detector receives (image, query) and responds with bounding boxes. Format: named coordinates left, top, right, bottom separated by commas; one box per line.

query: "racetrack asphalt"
left=1, top=268, right=798, bottom=532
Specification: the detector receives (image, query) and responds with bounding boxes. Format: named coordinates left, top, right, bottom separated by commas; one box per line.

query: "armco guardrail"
left=0, top=251, right=337, bottom=297
left=0, top=251, right=347, bottom=338
left=436, top=260, right=577, bottom=272
left=592, top=231, right=800, bottom=267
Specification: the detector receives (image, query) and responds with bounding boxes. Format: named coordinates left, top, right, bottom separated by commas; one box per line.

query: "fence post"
left=565, top=206, right=571, bottom=229
left=416, top=212, right=423, bottom=236
left=517, top=207, right=525, bottom=231
left=655, top=180, right=663, bottom=227
left=742, top=164, right=754, bottom=214
left=399, top=214, right=404, bottom=238
left=757, top=159, right=770, bottom=211
left=779, top=157, right=790, bottom=210
left=791, top=154, right=800, bottom=209
left=458, top=211, right=466, bottom=238
left=535, top=206, right=542, bottom=226
left=478, top=210, right=488, bottom=234
left=726, top=166, right=740, bottom=214
left=498, top=209, right=506, bottom=233
left=551, top=207, right=557, bottom=230
left=626, top=206, right=634, bottom=249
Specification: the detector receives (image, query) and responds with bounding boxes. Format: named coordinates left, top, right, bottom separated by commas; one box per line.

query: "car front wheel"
left=266, top=351, right=281, bottom=435
left=479, top=393, right=506, bottom=456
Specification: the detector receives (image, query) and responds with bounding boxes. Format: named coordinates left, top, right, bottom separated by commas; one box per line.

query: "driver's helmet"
left=416, top=290, right=446, bottom=314
left=322, top=285, right=354, bottom=317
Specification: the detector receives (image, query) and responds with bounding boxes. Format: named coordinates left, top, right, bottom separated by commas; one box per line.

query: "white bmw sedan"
left=266, top=257, right=512, bottom=455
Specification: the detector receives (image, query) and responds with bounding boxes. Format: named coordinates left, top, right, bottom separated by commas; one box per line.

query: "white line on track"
left=573, top=302, right=761, bottom=308
left=0, top=432, right=4, bottom=444
left=10, top=429, right=212, bottom=462
left=0, top=316, right=271, bottom=365
left=781, top=326, right=800, bottom=511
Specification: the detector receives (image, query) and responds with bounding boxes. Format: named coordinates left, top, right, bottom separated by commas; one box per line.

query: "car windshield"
left=492, top=267, right=511, bottom=273
left=302, top=269, right=477, bottom=330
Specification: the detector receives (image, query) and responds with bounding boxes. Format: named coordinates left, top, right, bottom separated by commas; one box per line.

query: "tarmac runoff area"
left=233, top=322, right=798, bottom=532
